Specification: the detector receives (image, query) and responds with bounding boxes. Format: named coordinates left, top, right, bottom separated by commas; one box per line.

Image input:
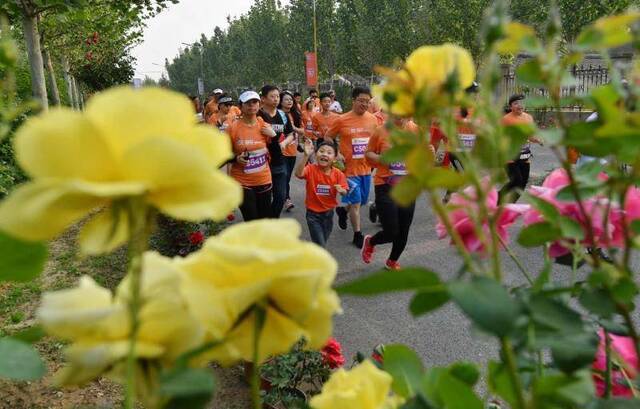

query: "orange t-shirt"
left=368, top=121, right=419, bottom=185
left=297, top=164, right=348, bottom=213
left=228, top=118, right=272, bottom=187
left=327, top=111, right=378, bottom=177
left=312, top=111, right=339, bottom=140
left=301, top=110, right=317, bottom=139
left=373, top=110, right=386, bottom=126
left=204, top=99, right=218, bottom=121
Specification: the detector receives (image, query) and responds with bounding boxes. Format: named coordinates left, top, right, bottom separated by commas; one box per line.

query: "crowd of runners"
left=191, top=85, right=542, bottom=270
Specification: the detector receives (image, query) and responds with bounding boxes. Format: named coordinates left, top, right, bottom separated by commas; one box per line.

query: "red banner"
left=305, top=52, right=318, bottom=87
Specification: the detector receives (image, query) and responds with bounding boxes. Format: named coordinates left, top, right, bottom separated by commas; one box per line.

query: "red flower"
left=371, top=352, right=384, bottom=364
left=189, top=231, right=205, bottom=245
left=321, top=338, right=345, bottom=369
left=226, top=213, right=236, bottom=222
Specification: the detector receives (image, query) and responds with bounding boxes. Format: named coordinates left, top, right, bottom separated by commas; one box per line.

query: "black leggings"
left=499, top=160, right=530, bottom=203
left=370, top=184, right=416, bottom=262
left=240, top=184, right=272, bottom=221
left=284, top=156, right=297, bottom=200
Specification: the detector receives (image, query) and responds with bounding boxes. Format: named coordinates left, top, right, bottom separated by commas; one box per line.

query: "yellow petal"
left=78, top=207, right=129, bottom=255
left=121, top=136, right=242, bottom=221
left=178, top=125, right=235, bottom=167
left=37, top=276, right=127, bottom=340
left=405, top=44, right=475, bottom=90
left=13, top=108, right=117, bottom=181
left=0, top=180, right=106, bottom=241
left=300, top=290, right=342, bottom=349
left=55, top=340, right=163, bottom=386
left=85, top=86, right=196, bottom=158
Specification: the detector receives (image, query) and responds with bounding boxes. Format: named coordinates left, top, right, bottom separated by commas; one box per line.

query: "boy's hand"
left=334, top=184, right=347, bottom=195
left=303, top=138, right=314, bottom=156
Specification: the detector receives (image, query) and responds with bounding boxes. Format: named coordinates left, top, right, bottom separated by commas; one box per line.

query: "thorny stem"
left=124, top=199, right=153, bottom=409
left=251, top=307, right=266, bottom=409
left=604, top=329, right=612, bottom=398
left=501, top=337, right=527, bottom=409
left=499, top=236, right=534, bottom=285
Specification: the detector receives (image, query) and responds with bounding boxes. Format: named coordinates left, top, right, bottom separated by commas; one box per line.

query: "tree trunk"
left=42, top=48, right=61, bottom=106
left=71, top=76, right=80, bottom=110
left=61, top=56, right=75, bottom=108
left=21, top=13, right=48, bottom=110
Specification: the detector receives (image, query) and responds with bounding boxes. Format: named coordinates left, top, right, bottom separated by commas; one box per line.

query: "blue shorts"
left=342, top=175, right=372, bottom=206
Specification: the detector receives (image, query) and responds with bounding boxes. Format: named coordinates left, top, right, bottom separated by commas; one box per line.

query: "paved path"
left=274, top=144, right=624, bottom=369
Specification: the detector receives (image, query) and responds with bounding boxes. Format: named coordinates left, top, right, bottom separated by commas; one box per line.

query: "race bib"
left=389, top=162, right=408, bottom=176
left=272, top=124, right=285, bottom=134
left=351, top=137, right=369, bottom=159
left=244, top=148, right=268, bottom=174
left=316, top=184, right=331, bottom=196
left=457, top=133, right=476, bottom=151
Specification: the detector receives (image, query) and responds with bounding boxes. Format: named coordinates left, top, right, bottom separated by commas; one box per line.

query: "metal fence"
left=501, top=63, right=609, bottom=107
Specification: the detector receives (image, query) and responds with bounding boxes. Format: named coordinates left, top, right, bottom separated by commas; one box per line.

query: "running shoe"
left=385, top=259, right=401, bottom=270
left=353, top=231, right=364, bottom=249
left=361, top=235, right=374, bottom=263
left=336, top=206, right=348, bottom=230
left=368, top=202, right=377, bottom=223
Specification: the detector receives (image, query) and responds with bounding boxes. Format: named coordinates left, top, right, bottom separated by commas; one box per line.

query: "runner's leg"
left=370, top=184, right=398, bottom=246
left=256, top=186, right=273, bottom=219
left=239, top=187, right=258, bottom=221
left=389, top=201, right=416, bottom=262
left=306, top=210, right=327, bottom=247
left=270, top=163, right=288, bottom=217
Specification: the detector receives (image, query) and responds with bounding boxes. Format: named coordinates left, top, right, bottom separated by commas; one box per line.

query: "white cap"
left=213, top=88, right=224, bottom=94
left=239, top=90, right=260, bottom=103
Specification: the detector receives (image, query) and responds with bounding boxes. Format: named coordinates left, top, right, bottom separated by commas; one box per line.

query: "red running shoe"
left=361, top=235, right=374, bottom=264
left=385, top=259, right=401, bottom=270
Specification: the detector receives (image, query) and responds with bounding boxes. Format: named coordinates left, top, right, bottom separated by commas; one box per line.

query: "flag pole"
left=313, top=0, right=319, bottom=91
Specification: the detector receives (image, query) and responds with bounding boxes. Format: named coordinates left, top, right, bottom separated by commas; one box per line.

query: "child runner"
left=295, top=139, right=348, bottom=247
left=228, top=90, right=277, bottom=221
left=312, top=92, right=339, bottom=146
left=258, top=85, right=296, bottom=218
left=325, top=86, right=378, bottom=248
left=361, top=118, right=420, bottom=270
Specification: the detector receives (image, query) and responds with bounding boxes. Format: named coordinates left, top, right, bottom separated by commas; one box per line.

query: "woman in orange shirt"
left=279, top=91, right=303, bottom=211
left=228, top=90, right=277, bottom=221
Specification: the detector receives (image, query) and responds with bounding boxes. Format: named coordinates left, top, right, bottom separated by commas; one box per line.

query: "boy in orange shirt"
left=295, top=139, right=348, bottom=247
left=325, top=86, right=378, bottom=248
left=312, top=92, right=339, bottom=145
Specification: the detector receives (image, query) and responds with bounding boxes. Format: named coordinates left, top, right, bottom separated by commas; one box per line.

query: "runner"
left=302, top=98, right=318, bottom=140
left=325, top=86, right=378, bottom=248
left=258, top=85, right=296, bottom=218
left=295, top=138, right=348, bottom=247
left=312, top=92, right=339, bottom=146
left=368, top=97, right=386, bottom=126
left=362, top=118, right=420, bottom=270
left=279, top=91, right=303, bottom=212
left=329, top=89, right=343, bottom=113
left=228, top=90, right=277, bottom=221
left=498, top=94, right=543, bottom=203
left=204, top=88, right=224, bottom=122
left=208, top=94, right=240, bottom=131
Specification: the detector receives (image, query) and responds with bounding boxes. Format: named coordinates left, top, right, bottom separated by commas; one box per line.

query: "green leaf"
left=448, top=362, right=479, bottom=387
left=532, top=370, right=595, bottom=407
left=160, top=367, right=215, bottom=398
left=448, top=277, right=521, bottom=337
left=630, top=220, right=640, bottom=235
left=556, top=185, right=602, bottom=201
left=488, top=361, right=518, bottom=409
left=548, top=333, right=599, bottom=374
left=10, top=326, right=46, bottom=344
left=391, top=176, right=423, bottom=207
left=436, top=372, right=483, bottom=409
left=0, top=231, right=48, bottom=283
left=337, top=268, right=443, bottom=296
left=409, top=289, right=450, bottom=317
left=523, top=194, right=560, bottom=223
left=579, top=288, right=617, bottom=318
left=419, top=167, right=467, bottom=190
left=518, top=222, right=561, bottom=247
left=590, top=398, right=640, bottom=408
left=529, top=295, right=584, bottom=335
left=516, top=59, right=546, bottom=87
left=610, top=277, right=639, bottom=306
left=558, top=218, right=585, bottom=240
left=383, top=344, right=424, bottom=398
left=538, top=128, right=564, bottom=145
left=381, top=145, right=413, bottom=164
left=0, top=338, right=46, bottom=381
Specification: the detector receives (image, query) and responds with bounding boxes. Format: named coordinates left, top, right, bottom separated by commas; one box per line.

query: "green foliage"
left=0, top=230, right=47, bottom=283
left=159, top=367, right=216, bottom=409
left=0, top=337, right=45, bottom=381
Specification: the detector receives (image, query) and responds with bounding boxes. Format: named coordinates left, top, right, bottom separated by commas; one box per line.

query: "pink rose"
left=593, top=329, right=638, bottom=397
left=436, top=181, right=528, bottom=254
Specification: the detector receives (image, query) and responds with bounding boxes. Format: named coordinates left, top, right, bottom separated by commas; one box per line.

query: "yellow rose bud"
left=310, top=360, right=400, bottom=409
left=405, top=44, right=475, bottom=91
left=36, top=252, right=204, bottom=386
left=176, top=219, right=342, bottom=365
left=0, top=86, right=242, bottom=254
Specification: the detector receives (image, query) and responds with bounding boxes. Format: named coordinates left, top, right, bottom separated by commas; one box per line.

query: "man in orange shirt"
left=204, top=88, right=224, bottom=122
left=312, top=92, right=339, bottom=145
left=499, top=94, right=543, bottom=203
left=325, top=86, right=378, bottom=248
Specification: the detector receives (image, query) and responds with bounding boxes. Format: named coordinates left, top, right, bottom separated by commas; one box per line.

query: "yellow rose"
left=175, top=219, right=341, bottom=365
left=36, top=252, right=204, bottom=385
left=405, top=44, right=475, bottom=91
left=310, top=360, right=400, bottom=409
left=0, top=86, right=242, bottom=254
left=373, top=80, right=415, bottom=117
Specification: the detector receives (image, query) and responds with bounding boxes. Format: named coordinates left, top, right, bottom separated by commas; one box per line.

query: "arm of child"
left=335, top=172, right=348, bottom=195
left=294, top=139, right=314, bottom=178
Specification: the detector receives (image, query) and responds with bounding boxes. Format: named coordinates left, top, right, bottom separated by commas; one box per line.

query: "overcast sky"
left=131, top=0, right=258, bottom=80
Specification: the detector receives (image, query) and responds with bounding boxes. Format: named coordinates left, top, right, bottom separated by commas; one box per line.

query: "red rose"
left=189, top=231, right=205, bottom=245
left=321, top=338, right=345, bottom=369
left=227, top=213, right=236, bottom=222
left=371, top=352, right=383, bottom=364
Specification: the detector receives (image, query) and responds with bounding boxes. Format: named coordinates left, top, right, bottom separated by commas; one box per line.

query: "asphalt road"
left=276, top=144, right=621, bottom=369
